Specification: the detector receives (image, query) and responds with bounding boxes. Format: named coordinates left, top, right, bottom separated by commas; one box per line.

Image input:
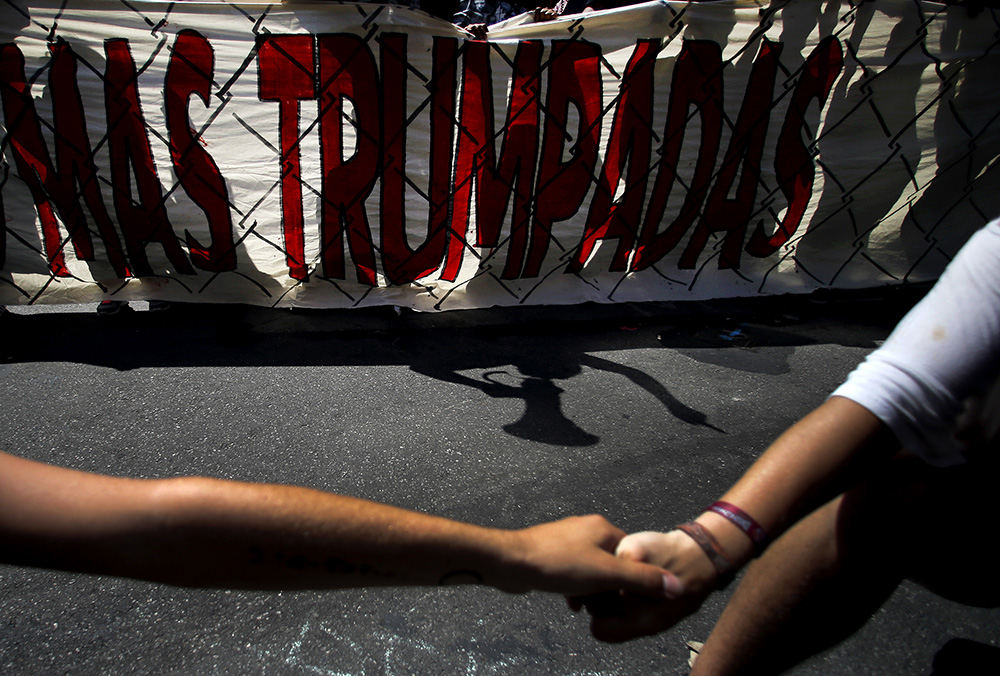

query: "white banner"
left=1, top=0, right=998, bottom=309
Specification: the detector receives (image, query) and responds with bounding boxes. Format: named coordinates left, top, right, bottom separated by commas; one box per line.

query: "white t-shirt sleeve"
left=831, top=219, right=1000, bottom=466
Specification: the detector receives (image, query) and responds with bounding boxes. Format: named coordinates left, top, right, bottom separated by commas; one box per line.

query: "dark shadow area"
left=931, top=638, right=1000, bottom=676
left=0, top=284, right=931, bottom=371
left=0, top=286, right=926, bottom=447
left=0, top=285, right=929, bottom=446
left=405, top=334, right=723, bottom=446
left=660, top=284, right=929, bottom=375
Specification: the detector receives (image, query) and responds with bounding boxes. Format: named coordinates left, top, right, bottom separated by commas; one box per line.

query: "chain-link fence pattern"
left=1, top=0, right=998, bottom=309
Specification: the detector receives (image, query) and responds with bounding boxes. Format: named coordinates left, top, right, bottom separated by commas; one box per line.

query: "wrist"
left=658, top=527, right=721, bottom=595
left=706, top=500, right=769, bottom=554
left=475, top=527, right=536, bottom=593
left=694, top=511, right=755, bottom=570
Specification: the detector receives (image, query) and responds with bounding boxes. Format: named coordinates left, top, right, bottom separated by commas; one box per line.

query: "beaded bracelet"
left=707, top=500, right=769, bottom=554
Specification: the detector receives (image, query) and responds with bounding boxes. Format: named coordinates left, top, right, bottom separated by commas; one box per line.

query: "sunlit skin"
left=0, top=449, right=676, bottom=598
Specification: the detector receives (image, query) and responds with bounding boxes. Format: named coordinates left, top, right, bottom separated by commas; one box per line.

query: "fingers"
left=662, top=570, right=683, bottom=597
left=611, top=558, right=684, bottom=599
left=586, top=591, right=704, bottom=643
left=593, top=518, right=627, bottom=552
left=561, top=518, right=672, bottom=598
left=567, top=566, right=678, bottom=619
left=560, top=513, right=626, bottom=552
left=520, top=517, right=678, bottom=600
left=570, top=528, right=708, bottom=642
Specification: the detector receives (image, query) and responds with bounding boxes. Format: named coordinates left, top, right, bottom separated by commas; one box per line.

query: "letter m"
left=0, top=41, right=128, bottom=277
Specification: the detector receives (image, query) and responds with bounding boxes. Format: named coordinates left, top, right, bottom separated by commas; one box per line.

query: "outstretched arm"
left=0, top=450, right=673, bottom=598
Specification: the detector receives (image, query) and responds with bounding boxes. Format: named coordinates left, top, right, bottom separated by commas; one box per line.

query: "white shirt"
left=831, top=219, right=1000, bottom=466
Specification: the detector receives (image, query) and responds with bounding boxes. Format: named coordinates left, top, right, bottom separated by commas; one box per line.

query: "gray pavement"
left=1, top=290, right=998, bottom=675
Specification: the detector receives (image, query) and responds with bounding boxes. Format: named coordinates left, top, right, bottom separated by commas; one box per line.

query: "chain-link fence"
left=1, top=0, right=998, bottom=309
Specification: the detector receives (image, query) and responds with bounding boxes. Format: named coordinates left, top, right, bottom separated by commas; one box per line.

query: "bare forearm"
left=0, top=451, right=671, bottom=598
left=140, top=477, right=515, bottom=589
left=696, top=396, right=897, bottom=566
left=1, top=463, right=512, bottom=589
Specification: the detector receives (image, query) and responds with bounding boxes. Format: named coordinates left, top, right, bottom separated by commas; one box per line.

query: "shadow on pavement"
left=0, top=284, right=930, bottom=372
left=931, top=637, right=1000, bottom=675
left=0, top=285, right=930, bottom=447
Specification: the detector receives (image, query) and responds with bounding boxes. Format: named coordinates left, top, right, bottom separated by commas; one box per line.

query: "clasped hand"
left=572, top=529, right=722, bottom=642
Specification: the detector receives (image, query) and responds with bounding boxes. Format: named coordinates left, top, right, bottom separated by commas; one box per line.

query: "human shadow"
left=796, top=2, right=928, bottom=284
left=411, top=362, right=602, bottom=446
left=409, top=345, right=720, bottom=447
left=902, top=2, right=1000, bottom=275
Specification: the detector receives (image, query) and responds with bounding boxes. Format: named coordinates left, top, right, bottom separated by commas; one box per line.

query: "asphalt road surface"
left=2, top=290, right=998, bottom=675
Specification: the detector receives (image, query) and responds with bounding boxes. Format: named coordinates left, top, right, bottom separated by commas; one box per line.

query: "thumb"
left=613, top=558, right=684, bottom=599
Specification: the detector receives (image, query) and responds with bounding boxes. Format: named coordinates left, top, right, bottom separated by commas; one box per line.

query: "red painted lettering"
left=448, top=40, right=542, bottom=281
left=516, top=40, right=602, bottom=279
left=317, top=34, right=378, bottom=285
left=257, top=34, right=315, bottom=280
left=166, top=30, right=236, bottom=273
left=632, top=40, right=724, bottom=271
left=380, top=35, right=458, bottom=285
left=105, top=38, right=194, bottom=276
left=684, top=38, right=782, bottom=269
left=0, top=41, right=129, bottom=277
left=746, top=36, right=842, bottom=258
left=568, top=39, right=657, bottom=274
